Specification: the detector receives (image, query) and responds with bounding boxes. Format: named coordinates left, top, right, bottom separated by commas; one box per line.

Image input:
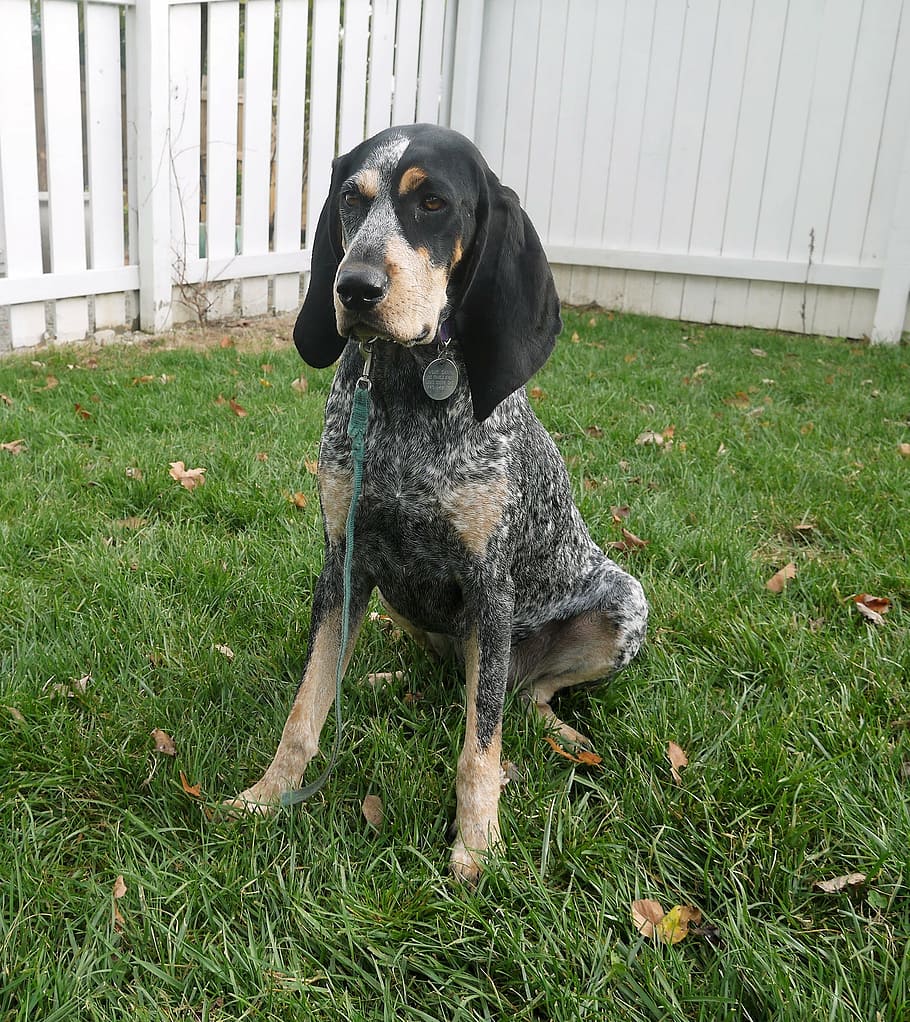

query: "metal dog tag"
left=422, top=356, right=460, bottom=401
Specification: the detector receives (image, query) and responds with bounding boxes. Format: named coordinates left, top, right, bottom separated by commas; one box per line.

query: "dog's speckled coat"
left=228, top=124, right=647, bottom=881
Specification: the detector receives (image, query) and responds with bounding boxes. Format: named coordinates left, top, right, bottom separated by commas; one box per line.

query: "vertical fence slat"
left=169, top=3, right=202, bottom=322
left=473, top=0, right=513, bottom=172
left=0, top=0, right=46, bottom=347
left=416, top=0, right=448, bottom=124
left=305, top=0, right=340, bottom=268
left=498, top=0, right=539, bottom=196
left=338, top=0, right=370, bottom=153
left=134, top=0, right=172, bottom=331
left=239, top=0, right=275, bottom=316
left=42, top=0, right=89, bottom=341
left=204, top=0, right=240, bottom=319
left=366, top=0, right=396, bottom=136
left=713, top=0, right=788, bottom=328
left=85, top=1, right=127, bottom=330
left=392, top=0, right=422, bottom=125
left=272, top=0, right=309, bottom=312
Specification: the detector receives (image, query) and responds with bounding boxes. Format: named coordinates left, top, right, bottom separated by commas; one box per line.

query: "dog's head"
left=294, top=124, right=561, bottom=421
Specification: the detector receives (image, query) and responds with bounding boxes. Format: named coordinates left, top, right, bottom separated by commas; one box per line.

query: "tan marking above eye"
left=452, top=236, right=463, bottom=267
left=398, top=166, right=428, bottom=195
left=354, top=168, right=379, bottom=200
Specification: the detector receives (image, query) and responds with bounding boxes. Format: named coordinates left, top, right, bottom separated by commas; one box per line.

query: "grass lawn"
left=1, top=309, right=908, bottom=1020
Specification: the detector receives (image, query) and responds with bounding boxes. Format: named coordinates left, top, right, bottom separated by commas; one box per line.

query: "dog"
left=228, top=124, right=648, bottom=881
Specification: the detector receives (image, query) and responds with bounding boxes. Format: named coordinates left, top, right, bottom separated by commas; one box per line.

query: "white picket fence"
left=1, top=0, right=909, bottom=350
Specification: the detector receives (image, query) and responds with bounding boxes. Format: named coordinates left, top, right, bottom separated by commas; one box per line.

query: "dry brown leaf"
left=850, top=593, right=891, bottom=627
left=361, top=794, right=384, bottom=830
left=220, top=336, right=234, bottom=348
left=169, top=461, right=206, bottom=490
left=228, top=398, right=247, bottom=418
left=899, top=443, right=910, bottom=457
left=815, top=872, right=866, bottom=894
left=6, top=705, right=25, bottom=723
left=180, top=771, right=202, bottom=798
left=657, top=905, right=702, bottom=944
left=112, top=875, right=127, bottom=927
left=766, top=562, right=797, bottom=593
left=635, top=430, right=665, bottom=446
left=41, top=375, right=59, bottom=390
left=215, top=643, right=235, bottom=660
left=291, top=491, right=308, bottom=508
left=304, top=458, right=319, bottom=475
left=0, top=394, right=13, bottom=406
left=255, top=451, right=269, bottom=462
left=151, top=728, right=177, bottom=756
left=74, top=403, right=92, bottom=420
left=291, top=375, right=309, bottom=394
left=125, top=466, right=143, bottom=480
left=529, top=386, right=546, bottom=400
left=610, top=528, right=649, bottom=554
left=585, top=425, right=604, bottom=438
left=1, top=439, right=26, bottom=455
left=667, top=741, right=688, bottom=784
left=500, top=760, right=521, bottom=789
left=750, top=347, right=768, bottom=358
left=631, top=899, right=665, bottom=938
left=610, top=505, right=631, bottom=522
left=544, top=735, right=602, bottom=765
left=132, top=375, right=157, bottom=385
left=365, top=670, right=404, bottom=687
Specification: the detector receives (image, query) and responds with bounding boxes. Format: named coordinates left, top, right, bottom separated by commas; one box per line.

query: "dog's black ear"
left=294, top=158, right=348, bottom=367
left=454, top=172, right=561, bottom=421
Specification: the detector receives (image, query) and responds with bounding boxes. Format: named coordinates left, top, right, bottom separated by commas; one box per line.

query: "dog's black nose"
left=336, top=265, right=388, bottom=310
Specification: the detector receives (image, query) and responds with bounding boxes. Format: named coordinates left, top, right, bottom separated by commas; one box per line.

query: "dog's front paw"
left=222, top=776, right=289, bottom=817
left=449, top=820, right=501, bottom=884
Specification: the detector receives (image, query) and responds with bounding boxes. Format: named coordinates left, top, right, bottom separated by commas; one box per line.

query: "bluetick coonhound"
left=229, top=124, right=647, bottom=881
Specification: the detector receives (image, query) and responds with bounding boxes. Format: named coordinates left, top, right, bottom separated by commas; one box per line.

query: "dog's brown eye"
left=343, top=191, right=362, bottom=208
left=421, top=195, right=446, bottom=212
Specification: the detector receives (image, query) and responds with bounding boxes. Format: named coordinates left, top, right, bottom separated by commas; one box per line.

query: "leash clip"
left=357, top=337, right=376, bottom=391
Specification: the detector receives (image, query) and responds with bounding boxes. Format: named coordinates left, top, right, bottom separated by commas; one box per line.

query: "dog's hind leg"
left=511, top=563, right=648, bottom=752
left=226, top=563, right=372, bottom=813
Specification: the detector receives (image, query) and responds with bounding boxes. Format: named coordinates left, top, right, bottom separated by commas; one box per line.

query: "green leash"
left=281, top=340, right=375, bottom=807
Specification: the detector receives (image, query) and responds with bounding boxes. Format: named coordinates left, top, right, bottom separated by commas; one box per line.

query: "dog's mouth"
left=340, top=315, right=436, bottom=348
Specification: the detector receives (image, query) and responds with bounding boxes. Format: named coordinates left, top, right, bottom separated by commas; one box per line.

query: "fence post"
left=446, top=0, right=484, bottom=138
left=871, top=119, right=910, bottom=343
left=133, top=0, right=172, bottom=332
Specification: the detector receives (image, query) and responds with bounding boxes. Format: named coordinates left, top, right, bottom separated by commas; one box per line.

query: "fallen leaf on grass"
left=304, top=459, right=319, bottom=475
left=635, top=429, right=665, bottom=446
left=750, top=347, right=768, bottom=358
left=40, top=375, right=59, bottom=390
left=74, top=403, right=92, bottom=420
left=169, top=461, right=206, bottom=490
left=899, top=443, right=910, bottom=457
left=228, top=398, right=248, bottom=417
left=631, top=899, right=702, bottom=944
left=1, top=440, right=26, bottom=455
left=115, top=516, right=147, bottom=530
left=215, top=643, right=235, bottom=660
left=0, top=394, right=13, bottom=406
left=500, top=760, right=521, bottom=789
left=361, top=794, right=383, bottom=830
left=850, top=593, right=891, bottom=626
left=365, top=670, right=404, bottom=687
left=766, top=562, right=797, bottom=593
left=6, top=706, right=25, bottom=723
left=609, top=528, right=650, bottom=553
left=112, top=875, right=127, bottom=927
left=180, top=771, right=202, bottom=798
left=610, top=505, right=631, bottom=522
left=125, top=466, right=143, bottom=480
left=290, top=491, right=308, bottom=508
left=815, top=872, right=866, bottom=894
left=291, top=375, right=309, bottom=394
left=585, top=425, right=604, bottom=438
left=529, top=386, right=546, bottom=400
left=151, top=729, right=177, bottom=756
left=667, top=741, right=688, bottom=784
left=47, top=675, right=90, bottom=699
left=544, top=735, right=602, bottom=766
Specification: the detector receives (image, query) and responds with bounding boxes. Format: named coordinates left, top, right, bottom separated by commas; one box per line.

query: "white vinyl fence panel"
left=473, top=0, right=910, bottom=341
left=1, top=0, right=908, bottom=350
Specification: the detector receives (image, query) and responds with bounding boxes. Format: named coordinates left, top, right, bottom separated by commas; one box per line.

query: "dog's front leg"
left=450, top=582, right=514, bottom=882
left=227, top=558, right=370, bottom=813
